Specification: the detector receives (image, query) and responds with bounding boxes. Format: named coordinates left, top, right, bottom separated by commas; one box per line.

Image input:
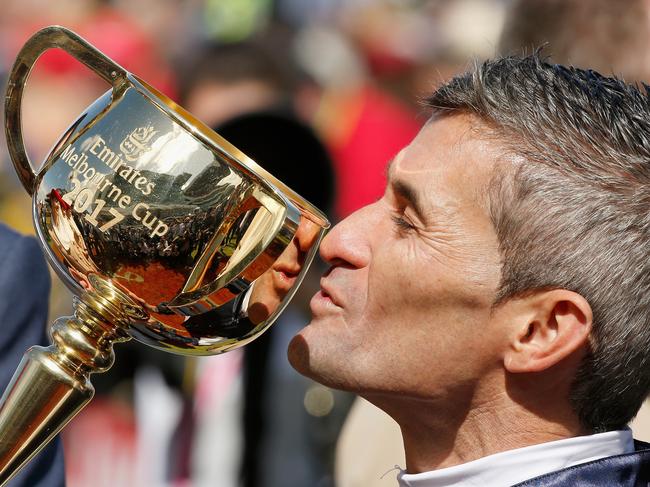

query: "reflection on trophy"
left=0, top=26, right=329, bottom=485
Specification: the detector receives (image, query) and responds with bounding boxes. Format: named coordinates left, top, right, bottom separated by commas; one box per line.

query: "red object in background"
left=50, top=189, right=69, bottom=211
left=6, top=8, right=176, bottom=99
left=63, top=399, right=138, bottom=487
left=329, top=85, right=423, bottom=219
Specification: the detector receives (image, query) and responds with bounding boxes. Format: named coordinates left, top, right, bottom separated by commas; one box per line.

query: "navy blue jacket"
left=514, top=440, right=650, bottom=486
left=0, top=224, right=65, bottom=487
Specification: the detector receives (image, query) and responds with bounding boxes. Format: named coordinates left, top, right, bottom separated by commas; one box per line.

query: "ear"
left=503, top=289, right=593, bottom=373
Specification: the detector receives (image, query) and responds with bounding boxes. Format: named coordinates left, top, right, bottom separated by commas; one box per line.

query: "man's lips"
left=274, top=262, right=301, bottom=277
left=309, top=281, right=343, bottom=315
left=272, top=265, right=300, bottom=291
left=317, top=279, right=342, bottom=307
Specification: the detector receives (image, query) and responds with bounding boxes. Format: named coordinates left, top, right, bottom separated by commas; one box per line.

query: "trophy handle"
left=4, top=25, right=127, bottom=195
left=171, top=187, right=300, bottom=311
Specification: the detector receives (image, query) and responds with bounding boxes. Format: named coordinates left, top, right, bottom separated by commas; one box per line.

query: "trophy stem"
left=0, top=297, right=130, bottom=486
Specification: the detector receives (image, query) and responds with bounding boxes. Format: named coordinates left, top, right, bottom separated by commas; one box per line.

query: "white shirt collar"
left=397, top=429, right=634, bottom=487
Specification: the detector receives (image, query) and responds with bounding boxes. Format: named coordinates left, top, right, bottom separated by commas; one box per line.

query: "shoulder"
left=513, top=446, right=650, bottom=486
left=0, top=223, right=45, bottom=264
left=0, top=223, right=48, bottom=279
left=0, top=223, right=23, bottom=252
left=0, top=224, right=50, bottom=318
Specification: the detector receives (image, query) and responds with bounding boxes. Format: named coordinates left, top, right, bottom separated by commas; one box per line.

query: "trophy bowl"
left=0, top=25, right=329, bottom=485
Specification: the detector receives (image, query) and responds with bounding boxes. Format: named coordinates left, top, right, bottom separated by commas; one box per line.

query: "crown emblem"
left=120, top=125, right=157, bottom=161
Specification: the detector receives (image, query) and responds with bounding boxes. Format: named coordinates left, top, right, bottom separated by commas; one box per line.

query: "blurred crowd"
left=2, top=0, right=650, bottom=486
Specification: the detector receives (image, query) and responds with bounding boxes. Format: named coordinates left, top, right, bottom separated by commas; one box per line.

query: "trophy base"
left=0, top=298, right=130, bottom=486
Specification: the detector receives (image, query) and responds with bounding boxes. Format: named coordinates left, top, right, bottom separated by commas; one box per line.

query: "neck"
left=363, top=375, right=587, bottom=473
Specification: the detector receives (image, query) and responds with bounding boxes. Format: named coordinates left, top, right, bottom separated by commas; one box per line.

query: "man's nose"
left=319, top=204, right=375, bottom=269
left=294, top=217, right=320, bottom=253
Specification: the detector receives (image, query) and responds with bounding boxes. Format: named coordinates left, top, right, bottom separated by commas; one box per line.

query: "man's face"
left=288, top=114, right=508, bottom=400
left=247, top=218, right=321, bottom=324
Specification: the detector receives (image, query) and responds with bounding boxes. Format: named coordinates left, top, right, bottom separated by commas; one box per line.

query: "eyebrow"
left=386, top=159, right=428, bottom=222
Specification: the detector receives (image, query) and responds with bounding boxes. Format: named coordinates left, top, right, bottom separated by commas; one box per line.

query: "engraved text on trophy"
left=57, top=127, right=169, bottom=238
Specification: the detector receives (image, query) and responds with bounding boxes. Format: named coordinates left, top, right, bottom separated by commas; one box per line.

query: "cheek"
left=362, top=243, right=494, bottom=345
left=364, top=247, right=432, bottom=322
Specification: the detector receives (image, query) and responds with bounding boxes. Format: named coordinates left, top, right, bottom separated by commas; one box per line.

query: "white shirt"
left=397, top=429, right=634, bottom=487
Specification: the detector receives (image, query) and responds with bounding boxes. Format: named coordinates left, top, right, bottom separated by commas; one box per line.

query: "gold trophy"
left=0, top=26, right=329, bottom=485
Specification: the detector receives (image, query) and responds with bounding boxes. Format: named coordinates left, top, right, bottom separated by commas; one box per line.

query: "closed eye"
left=391, top=214, right=416, bottom=233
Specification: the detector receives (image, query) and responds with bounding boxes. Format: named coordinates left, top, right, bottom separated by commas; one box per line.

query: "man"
left=288, top=54, right=650, bottom=486
left=0, top=224, right=65, bottom=487
left=500, top=0, right=650, bottom=83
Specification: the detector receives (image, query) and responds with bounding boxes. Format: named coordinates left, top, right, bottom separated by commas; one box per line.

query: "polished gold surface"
left=1, top=25, right=329, bottom=485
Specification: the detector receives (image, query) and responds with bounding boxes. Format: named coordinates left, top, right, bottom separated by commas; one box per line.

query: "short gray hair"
left=427, top=55, right=650, bottom=432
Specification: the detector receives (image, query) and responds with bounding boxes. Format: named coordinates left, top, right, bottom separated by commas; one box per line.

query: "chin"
left=287, top=328, right=328, bottom=380
left=287, top=328, right=360, bottom=392
left=287, top=331, right=311, bottom=376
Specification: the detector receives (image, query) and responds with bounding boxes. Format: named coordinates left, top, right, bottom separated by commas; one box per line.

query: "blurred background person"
left=178, top=40, right=296, bottom=129
left=499, top=0, right=650, bottom=83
